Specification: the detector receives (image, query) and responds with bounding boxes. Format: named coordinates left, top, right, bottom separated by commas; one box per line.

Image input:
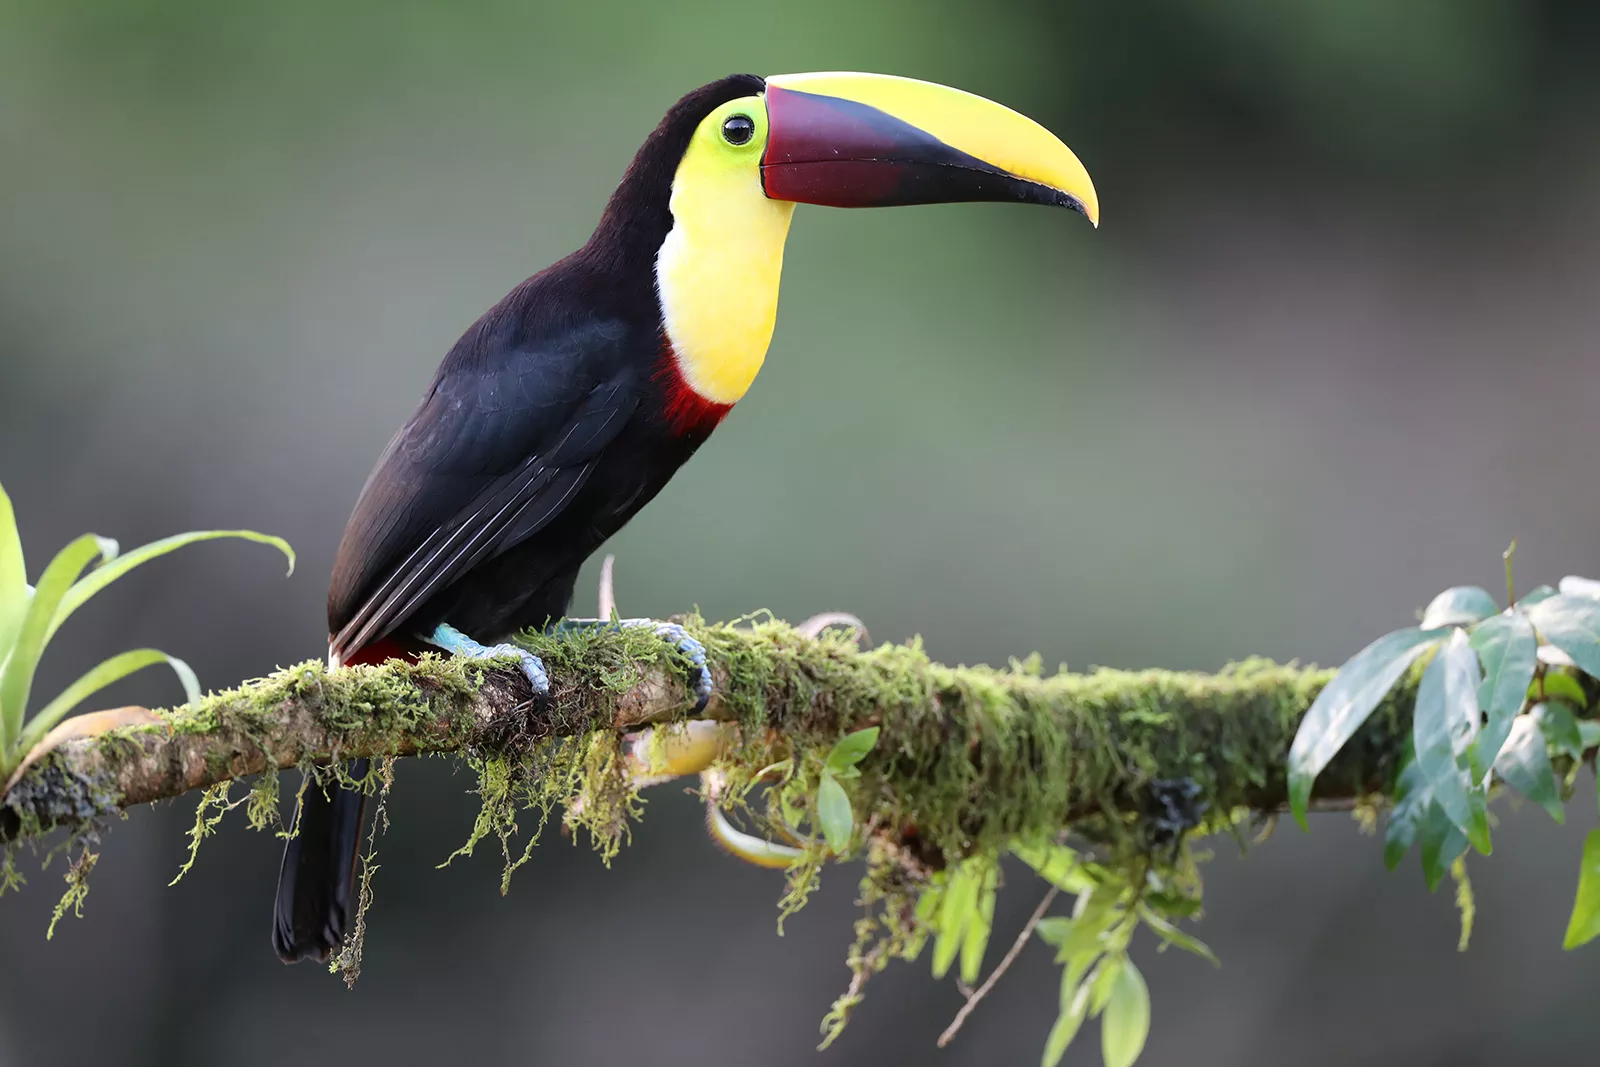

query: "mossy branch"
left=0, top=617, right=1520, bottom=848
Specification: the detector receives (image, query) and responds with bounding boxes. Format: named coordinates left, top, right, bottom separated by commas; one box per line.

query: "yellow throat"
left=654, top=93, right=796, bottom=406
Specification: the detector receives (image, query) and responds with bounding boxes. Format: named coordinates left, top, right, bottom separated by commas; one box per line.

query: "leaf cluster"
left=1288, top=573, right=1600, bottom=948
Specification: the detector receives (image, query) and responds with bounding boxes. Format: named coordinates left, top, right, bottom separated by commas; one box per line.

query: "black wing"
left=328, top=297, right=643, bottom=662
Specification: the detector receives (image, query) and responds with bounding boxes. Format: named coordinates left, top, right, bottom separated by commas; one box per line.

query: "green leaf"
left=1422, top=586, right=1498, bottom=629
left=1580, top=720, right=1600, bottom=750
left=960, top=865, right=996, bottom=985
left=1040, top=887, right=1121, bottom=964
left=1088, top=954, right=1122, bottom=1015
left=1518, top=585, right=1557, bottom=608
left=1419, top=799, right=1469, bottom=891
left=1534, top=702, right=1584, bottom=758
left=1100, top=957, right=1151, bottom=1067
left=1412, top=630, right=1489, bottom=853
left=1047, top=914, right=1111, bottom=965
left=1385, top=749, right=1428, bottom=870
left=15, top=648, right=197, bottom=758
left=932, top=864, right=978, bottom=979
left=824, top=726, right=879, bottom=775
left=0, top=534, right=117, bottom=759
left=1288, top=627, right=1443, bottom=827
left=1036, top=916, right=1075, bottom=947
left=45, top=530, right=294, bottom=645
left=815, top=771, right=852, bottom=854
left=1041, top=977, right=1091, bottom=1067
left=1562, top=828, right=1600, bottom=949
left=1559, top=576, right=1600, bottom=600
left=1538, top=672, right=1588, bottom=708
left=1013, top=840, right=1094, bottom=893
left=1139, top=906, right=1219, bottom=966
left=1492, top=715, right=1563, bottom=823
left=0, top=481, right=26, bottom=670
left=1468, top=613, right=1536, bottom=776
left=1527, top=594, right=1600, bottom=680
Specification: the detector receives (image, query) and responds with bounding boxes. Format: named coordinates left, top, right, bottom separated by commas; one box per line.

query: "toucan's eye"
left=721, top=114, right=755, bottom=146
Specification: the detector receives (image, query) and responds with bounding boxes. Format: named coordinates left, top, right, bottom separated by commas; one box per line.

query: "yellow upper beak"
left=761, top=71, right=1098, bottom=227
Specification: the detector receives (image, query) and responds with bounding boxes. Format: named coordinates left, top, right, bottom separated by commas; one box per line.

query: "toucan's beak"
left=760, top=72, right=1099, bottom=227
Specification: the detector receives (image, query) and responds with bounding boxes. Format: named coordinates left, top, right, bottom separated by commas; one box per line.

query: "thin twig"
left=937, top=884, right=1061, bottom=1048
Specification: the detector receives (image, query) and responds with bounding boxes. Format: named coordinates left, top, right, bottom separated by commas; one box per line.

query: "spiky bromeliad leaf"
left=14, top=648, right=199, bottom=759
left=1421, top=586, right=1499, bottom=630
left=1563, top=829, right=1600, bottom=950
left=0, top=519, right=292, bottom=778
left=1413, top=630, right=1490, bottom=854
left=0, top=482, right=26, bottom=670
left=0, top=534, right=117, bottom=758
left=1467, top=612, right=1536, bottom=777
left=44, top=529, right=293, bottom=644
left=1288, top=626, right=1444, bottom=827
left=0, top=486, right=25, bottom=758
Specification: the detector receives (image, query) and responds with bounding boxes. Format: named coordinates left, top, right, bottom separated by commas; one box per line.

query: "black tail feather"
left=273, top=758, right=369, bottom=963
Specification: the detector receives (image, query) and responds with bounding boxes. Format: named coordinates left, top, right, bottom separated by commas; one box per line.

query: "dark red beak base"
left=760, top=84, right=1083, bottom=211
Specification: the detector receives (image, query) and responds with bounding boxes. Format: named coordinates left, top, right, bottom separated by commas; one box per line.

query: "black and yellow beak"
left=760, top=72, right=1099, bottom=226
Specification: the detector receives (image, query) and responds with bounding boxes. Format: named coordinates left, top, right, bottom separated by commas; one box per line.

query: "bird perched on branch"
left=273, top=71, right=1099, bottom=964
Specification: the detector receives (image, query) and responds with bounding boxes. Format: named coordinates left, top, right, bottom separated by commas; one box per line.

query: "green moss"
left=170, top=782, right=230, bottom=885
left=246, top=769, right=281, bottom=833
left=0, top=848, right=21, bottom=896
left=0, top=614, right=1447, bottom=1011
left=336, top=756, right=396, bottom=987
left=1451, top=856, right=1475, bottom=952
left=46, top=844, right=97, bottom=940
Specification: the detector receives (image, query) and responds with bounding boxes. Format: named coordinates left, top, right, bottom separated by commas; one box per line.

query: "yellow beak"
left=761, top=71, right=1098, bottom=227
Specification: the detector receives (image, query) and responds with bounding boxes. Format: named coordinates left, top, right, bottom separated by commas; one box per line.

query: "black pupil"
left=723, top=115, right=754, bottom=145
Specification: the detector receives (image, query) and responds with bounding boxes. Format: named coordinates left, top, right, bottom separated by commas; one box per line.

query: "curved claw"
left=796, top=611, right=870, bottom=646
left=424, top=623, right=550, bottom=696
left=702, top=768, right=806, bottom=869
left=705, top=800, right=806, bottom=869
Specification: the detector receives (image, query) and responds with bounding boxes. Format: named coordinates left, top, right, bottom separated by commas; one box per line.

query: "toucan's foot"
left=647, top=621, right=712, bottom=711
left=559, top=618, right=712, bottom=712
left=423, top=622, right=550, bottom=696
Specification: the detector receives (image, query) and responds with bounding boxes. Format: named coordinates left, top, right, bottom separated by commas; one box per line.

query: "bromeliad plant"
left=1288, top=551, right=1600, bottom=949
left=0, top=479, right=292, bottom=788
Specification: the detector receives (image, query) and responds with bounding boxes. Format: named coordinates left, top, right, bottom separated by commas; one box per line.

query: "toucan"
left=272, top=71, right=1099, bottom=964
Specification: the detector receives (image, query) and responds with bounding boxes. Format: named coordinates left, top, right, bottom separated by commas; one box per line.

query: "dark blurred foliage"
left=2, top=2, right=1598, bottom=1064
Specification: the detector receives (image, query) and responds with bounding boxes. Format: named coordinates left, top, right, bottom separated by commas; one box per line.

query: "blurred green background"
left=3, top=1, right=1599, bottom=1064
